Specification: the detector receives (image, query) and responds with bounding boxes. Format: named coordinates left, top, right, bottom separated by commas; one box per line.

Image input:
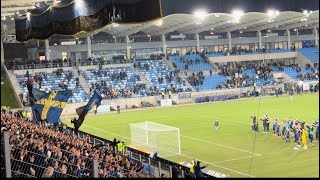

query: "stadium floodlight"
left=231, top=9, right=244, bottom=23
left=266, top=9, right=279, bottom=21
left=193, top=9, right=208, bottom=21
left=303, top=10, right=313, bottom=17
left=156, top=19, right=163, bottom=26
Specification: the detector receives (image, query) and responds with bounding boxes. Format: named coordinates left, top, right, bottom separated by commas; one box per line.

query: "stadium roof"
left=99, top=10, right=319, bottom=37
left=1, top=3, right=319, bottom=38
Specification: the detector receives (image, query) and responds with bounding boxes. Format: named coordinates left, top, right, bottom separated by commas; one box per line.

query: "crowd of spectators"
left=187, top=71, right=205, bottom=87
left=218, top=63, right=276, bottom=88
left=88, top=68, right=149, bottom=99
left=297, top=63, right=319, bottom=81
left=1, top=110, right=146, bottom=178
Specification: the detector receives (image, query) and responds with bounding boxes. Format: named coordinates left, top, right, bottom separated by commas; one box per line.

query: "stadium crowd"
left=1, top=110, right=146, bottom=178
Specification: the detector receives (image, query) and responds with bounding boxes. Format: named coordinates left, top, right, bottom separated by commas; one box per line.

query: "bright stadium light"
left=232, top=10, right=244, bottom=18
left=231, top=9, right=244, bottom=23
left=193, top=9, right=208, bottom=20
left=156, top=19, right=163, bottom=26
left=267, top=9, right=279, bottom=20
left=303, top=9, right=313, bottom=17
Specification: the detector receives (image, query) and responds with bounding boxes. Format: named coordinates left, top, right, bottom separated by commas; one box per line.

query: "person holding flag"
left=74, top=90, right=102, bottom=135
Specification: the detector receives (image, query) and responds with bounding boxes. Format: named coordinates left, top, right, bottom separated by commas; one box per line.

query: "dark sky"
left=161, top=0, right=319, bottom=15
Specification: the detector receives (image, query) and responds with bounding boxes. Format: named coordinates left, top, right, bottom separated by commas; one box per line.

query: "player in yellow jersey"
left=301, top=128, right=307, bottom=150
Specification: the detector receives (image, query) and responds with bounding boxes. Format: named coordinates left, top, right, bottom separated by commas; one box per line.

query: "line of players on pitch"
left=251, top=115, right=319, bottom=149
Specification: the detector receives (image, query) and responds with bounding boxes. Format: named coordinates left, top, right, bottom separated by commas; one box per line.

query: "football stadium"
left=1, top=0, right=319, bottom=178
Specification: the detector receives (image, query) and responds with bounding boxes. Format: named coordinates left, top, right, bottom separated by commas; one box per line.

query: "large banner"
left=15, top=0, right=162, bottom=41
left=178, top=92, right=192, bottom=100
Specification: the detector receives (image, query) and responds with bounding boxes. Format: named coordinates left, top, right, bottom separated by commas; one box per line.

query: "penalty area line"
left=82, top=124, right=257, bottom=177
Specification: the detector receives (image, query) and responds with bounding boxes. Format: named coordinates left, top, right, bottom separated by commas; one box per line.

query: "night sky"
left=161, top=0, right=319, bottom=15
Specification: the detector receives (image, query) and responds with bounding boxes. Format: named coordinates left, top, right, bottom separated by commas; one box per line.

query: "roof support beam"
left=145, top=21, right=194, bottom=36
left=273, top=18, right=319, bottom=31
left=244, top=15, right=304, bottom=32
left=214, top=18, right=268, bottom=33
left=115, top=23, right=154, bottom=37
left=181, top=19, right=231, bottom=34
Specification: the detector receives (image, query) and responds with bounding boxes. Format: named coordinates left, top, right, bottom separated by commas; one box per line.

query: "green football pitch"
left=1, top=71, right=21, bottom=108
left=63, top=93, right=319, bottom=177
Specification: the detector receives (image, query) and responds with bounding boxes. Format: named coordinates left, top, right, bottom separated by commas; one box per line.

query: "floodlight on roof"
left=267, top=9, right=279, bottom=19
left=231, top=9, right=244, bottom=23
left=303, top=10, right=313, bottom=17
left=156, top=19, right=163, bottom=26
left=193, top=9, right=208, bottom=20
left=232, top=10, right=244, bottom=18
left=303, top=10, right=308, bottom=15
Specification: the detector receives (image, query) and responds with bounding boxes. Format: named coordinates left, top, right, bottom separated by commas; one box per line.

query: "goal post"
left=129, top=121, right=181, bottom=156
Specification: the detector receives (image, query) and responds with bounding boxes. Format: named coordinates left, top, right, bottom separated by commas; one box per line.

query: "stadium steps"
left=162, top=57, right=196, bottom=91
left=131, top=64, right=153, bottom=87
left=74, top=69, right=90, bottom=94
left=296, top=51, right=315, bottom=65
left=273, top=72, right=294, bottom=82
left=2, top=65, right=23, bottom=107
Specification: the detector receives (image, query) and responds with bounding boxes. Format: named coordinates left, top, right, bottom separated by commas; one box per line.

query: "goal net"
left=129, top=121, right=181, bottom=157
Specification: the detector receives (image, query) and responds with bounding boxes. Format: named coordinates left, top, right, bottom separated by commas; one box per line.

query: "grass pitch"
left=63, top=93, right=319, bottom=177
left=1, top=71, right=21, bottom=108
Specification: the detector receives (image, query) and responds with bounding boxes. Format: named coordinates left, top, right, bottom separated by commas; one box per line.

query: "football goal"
left=129, top=121, right=181, bottom=157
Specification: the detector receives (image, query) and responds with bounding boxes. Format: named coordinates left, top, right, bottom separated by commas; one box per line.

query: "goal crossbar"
left=129, top=121, right=181, bottom=155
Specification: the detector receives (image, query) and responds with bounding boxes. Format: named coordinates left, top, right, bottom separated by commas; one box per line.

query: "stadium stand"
left=135, top=60, right=189, bottom=92
left=15, top=70, right=88, bottom=103
left=188, top=73, right=226, bottom=91
left=81, top=67, right=148, bottom=99
left=169, top=54, right=214, bottom=71
left=297, top=47, right=319, bottom=63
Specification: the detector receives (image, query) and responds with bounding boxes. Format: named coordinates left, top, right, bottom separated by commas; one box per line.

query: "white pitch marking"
left=82, top=124, right=259, bottom=177
left=212, top=154, right=262, bottom=164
